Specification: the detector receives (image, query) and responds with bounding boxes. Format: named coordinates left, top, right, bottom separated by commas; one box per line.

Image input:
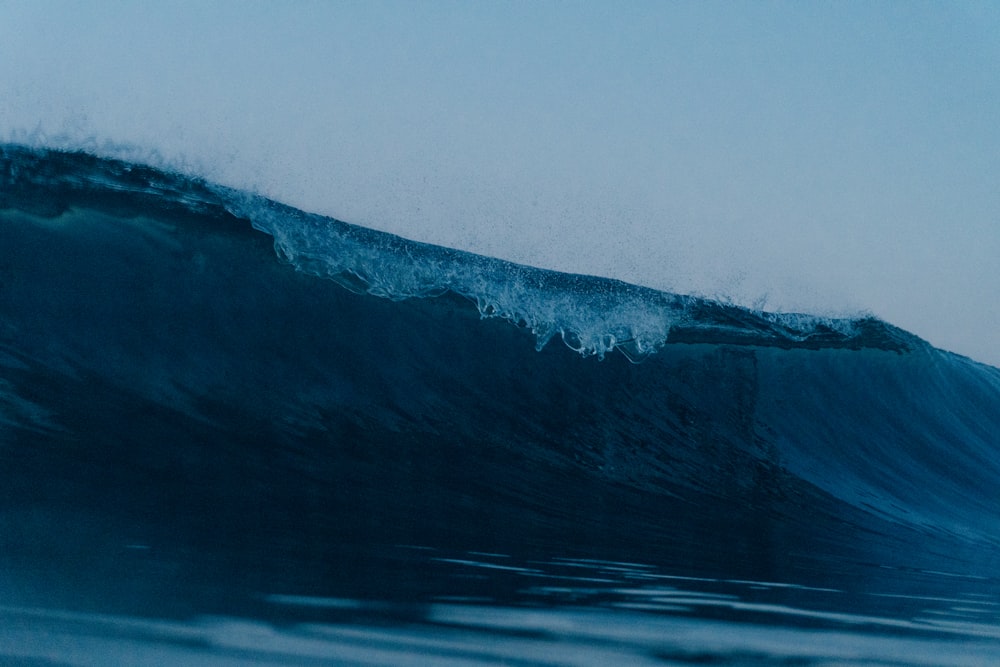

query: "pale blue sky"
left=2, top=1, right=998, bottom=364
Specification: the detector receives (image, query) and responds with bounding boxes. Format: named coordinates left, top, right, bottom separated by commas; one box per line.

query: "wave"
left=2, top=144, right=999, bottom=599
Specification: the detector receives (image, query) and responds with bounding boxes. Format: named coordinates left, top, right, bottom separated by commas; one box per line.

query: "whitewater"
left=2, top=145, right=1000, bottom=665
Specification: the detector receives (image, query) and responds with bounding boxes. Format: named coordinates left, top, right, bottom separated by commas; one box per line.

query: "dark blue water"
left=2, top=144, right=999, bottom=665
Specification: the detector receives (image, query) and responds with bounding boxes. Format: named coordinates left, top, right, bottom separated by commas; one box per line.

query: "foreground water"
left=5, top=547, right=1000, bottom=665
left=2, top=145, right=999, bottom=664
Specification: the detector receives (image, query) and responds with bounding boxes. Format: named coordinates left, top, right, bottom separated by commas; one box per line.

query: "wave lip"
left=1, top=143, right=916, bottom=360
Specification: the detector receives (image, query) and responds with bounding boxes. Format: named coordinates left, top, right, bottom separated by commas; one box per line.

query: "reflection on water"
left=4, top=547, right=1000, bottom=666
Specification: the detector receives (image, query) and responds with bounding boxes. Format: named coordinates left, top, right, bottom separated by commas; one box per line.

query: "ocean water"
left=1, top=144, right=999, bottom=665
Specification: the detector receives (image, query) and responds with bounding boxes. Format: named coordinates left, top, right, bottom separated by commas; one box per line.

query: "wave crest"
left=2, top=144, right=916, bottom=360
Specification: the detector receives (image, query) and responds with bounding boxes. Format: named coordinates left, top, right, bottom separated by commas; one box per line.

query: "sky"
left=1, top=1, right=998, bottom=366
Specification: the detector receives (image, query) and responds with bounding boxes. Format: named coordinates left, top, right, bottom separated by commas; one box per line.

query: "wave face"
left=3, top=145, right=1000, bottom=663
